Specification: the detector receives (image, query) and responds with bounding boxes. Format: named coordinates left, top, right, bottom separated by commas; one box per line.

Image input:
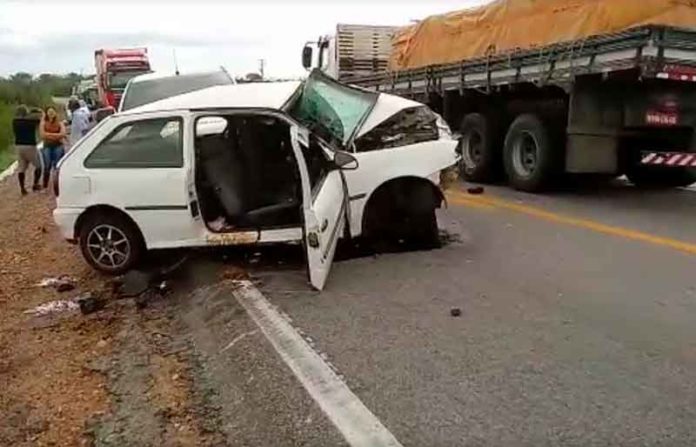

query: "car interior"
left=194, top=114, right=302, bottom=232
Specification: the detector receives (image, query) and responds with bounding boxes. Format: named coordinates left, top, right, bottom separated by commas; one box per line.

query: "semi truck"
left=94, top=48, right=151, bottom=110
left=303, top=2, right=696, bottom=191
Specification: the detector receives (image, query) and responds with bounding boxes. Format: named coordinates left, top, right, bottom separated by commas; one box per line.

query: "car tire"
left=363, top=190, right=440, bottom=251
left=459, top=113, right=502, bottom=183
left=405, top=208, right=441, bottom=249
left=503, top=114, right=560, bottom=192
left=79, top=212, right=144, bottom=275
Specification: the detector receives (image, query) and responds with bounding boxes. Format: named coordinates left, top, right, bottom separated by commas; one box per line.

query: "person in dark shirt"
left=12, top=105, right=42, bottom=195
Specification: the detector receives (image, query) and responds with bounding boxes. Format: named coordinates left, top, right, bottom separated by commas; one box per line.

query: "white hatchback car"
left=54, top=70, right=458, bottom=290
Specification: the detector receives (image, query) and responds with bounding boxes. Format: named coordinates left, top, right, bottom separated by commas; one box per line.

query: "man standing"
left=11, top=105, right=42, bottom=195
left=69, top=100, right=92, bottom=146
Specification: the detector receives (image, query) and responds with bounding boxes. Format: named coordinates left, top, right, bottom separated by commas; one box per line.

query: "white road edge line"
left=231, top=280, right=403, bottom=447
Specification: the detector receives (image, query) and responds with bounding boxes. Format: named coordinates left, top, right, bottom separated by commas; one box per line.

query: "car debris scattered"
left=450, top=308, right=462, bottom=317
left=24, top=299, right=80, bottom=316
left=36, top=275, right=77, bottom=292
left=77, top=293, right=107, bottom=315
left=112, top=255, right=189, bottom=308
left=467, top=186, right=485, bottom=195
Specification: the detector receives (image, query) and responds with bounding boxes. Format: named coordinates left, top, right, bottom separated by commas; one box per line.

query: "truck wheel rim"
left=512, top=131, right=538, bottom=177
left=462, top=131, right=483, bottom=171
left=87, top=224, right=130, bottom=269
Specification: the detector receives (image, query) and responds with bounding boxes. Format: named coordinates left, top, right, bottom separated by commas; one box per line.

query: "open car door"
left=292, top=127, right=353, bottom=290
left=304, top=169, right=346, bottom=290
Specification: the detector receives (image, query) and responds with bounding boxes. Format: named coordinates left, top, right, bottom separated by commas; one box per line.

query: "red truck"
left=94, top=48, right=151, bottom=109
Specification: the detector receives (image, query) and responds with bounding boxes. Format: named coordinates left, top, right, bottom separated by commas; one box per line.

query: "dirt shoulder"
left=0, top=181, right=216, bottom=446
left=0, top=181, right=112, bottom=446
left=0, top=177, right=340, bottom=446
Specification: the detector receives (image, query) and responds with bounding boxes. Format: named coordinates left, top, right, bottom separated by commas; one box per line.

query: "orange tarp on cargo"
left=391, top=0, right=696, bottom=70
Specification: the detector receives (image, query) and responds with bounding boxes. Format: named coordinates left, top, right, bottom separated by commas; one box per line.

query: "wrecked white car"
left=53, top=70, right=458, bottom=290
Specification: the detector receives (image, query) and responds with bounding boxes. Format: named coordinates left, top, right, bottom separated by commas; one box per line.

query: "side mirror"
left=334, top=150, right=358, bottom=170
left=95, top=106, right=115, bottom=123
left=302, top=45, right=313, bottom=70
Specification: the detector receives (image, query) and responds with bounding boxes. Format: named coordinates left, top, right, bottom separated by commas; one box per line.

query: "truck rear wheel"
left=458, top=113, right=502, bottom=183
left=503, top=114, right=559, bottom=192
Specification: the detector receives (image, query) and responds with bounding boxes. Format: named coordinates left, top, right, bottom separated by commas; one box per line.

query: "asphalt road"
left=242, top=180, right=696, bottom=446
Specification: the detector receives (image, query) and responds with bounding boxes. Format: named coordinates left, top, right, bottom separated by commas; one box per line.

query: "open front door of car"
left=292, top=127, right=348, bottom=291
left=304, top=169, right=347, bottom=290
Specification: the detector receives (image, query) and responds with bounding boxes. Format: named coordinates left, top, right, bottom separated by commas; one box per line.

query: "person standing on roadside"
left=11, top=105, right=43, bottom=195
left=69, top=99, right=92, bottom=146
left=40, top=106, right=66, bottom=191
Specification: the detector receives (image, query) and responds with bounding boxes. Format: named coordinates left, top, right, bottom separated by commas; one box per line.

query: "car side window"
left=84, top=117, right=183, bottom=168
left=301, top=136, right=332, bottom=196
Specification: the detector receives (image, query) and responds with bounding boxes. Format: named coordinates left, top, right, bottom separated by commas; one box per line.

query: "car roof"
left=121, top=81, right=302, bottom=115
left=129, top=70, right=228, bottom=84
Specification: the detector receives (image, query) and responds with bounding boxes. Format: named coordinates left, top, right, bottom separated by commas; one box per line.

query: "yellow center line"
left=445, top=189, right=696, bottom=255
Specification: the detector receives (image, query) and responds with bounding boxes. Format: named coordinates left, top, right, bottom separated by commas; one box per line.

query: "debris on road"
left=36, top=275, right=77, bottom=292
left=467, top=186, right=485, bottom=195
left=116, top=255, right=190, bottom=300
left=220, top=329, right=258, bottom=353
left=450, top=308, right=462, bottom=317
left=118, top=270, right=151, bottom=297
left=77, top=293, right=106, bottom=315
left=24, top=299, right=80, bottom=316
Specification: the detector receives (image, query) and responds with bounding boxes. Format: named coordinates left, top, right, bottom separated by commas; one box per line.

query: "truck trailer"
left=305, top=1, right=696, bottom=191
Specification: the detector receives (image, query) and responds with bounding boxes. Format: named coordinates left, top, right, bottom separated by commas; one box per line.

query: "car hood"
left=354, top=93, right=423, bottom=139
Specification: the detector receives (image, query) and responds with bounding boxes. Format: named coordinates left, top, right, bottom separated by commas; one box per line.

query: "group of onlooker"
left=10, top=98, right=93, bottom=195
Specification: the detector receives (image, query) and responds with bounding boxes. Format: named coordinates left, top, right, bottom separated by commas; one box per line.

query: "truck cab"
left=95, top=48, right=151, bottom=110
left=302, top=35, right=338, bottom=79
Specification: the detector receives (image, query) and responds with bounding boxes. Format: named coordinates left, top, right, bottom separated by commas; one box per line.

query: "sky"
left=0, top=0, right=489, bottom=78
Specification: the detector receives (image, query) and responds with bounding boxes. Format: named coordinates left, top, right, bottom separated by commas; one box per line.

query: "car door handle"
left=321, top=219, right=328, bottom=233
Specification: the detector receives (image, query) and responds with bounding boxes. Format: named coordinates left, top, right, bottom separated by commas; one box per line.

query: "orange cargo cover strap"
left=390, top=0, right=696, bottom=70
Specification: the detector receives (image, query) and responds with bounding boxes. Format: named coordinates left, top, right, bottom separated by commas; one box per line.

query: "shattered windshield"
left=288, top=70, right=377, bottom=147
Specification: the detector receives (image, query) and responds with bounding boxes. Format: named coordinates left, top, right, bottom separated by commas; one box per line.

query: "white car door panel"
left=304, top=169, right=346, bottom=290
left=81, top=114, right=202, bottom=248
left=290, top=125, right=347, bottom=291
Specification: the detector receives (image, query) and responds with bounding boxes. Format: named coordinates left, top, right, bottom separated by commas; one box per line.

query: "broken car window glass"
left=289, top=73, right=376, bottom=148
left=354, top=106, right=439, bottom=152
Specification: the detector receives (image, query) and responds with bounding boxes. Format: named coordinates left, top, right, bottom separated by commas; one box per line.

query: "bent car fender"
left=343, top=138, right=458, bottom=237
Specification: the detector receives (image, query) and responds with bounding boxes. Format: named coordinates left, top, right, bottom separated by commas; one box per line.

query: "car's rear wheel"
left=79, top=212, right=143, bottom=274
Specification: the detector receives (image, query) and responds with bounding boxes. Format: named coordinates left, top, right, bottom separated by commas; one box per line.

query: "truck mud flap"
left=641, top=152, right=696, bottom=167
